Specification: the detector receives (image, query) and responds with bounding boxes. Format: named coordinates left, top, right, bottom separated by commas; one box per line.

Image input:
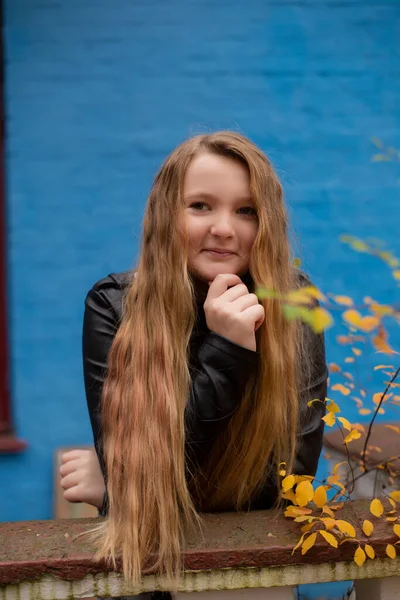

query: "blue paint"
left=1, top=1, right=399, bottom=596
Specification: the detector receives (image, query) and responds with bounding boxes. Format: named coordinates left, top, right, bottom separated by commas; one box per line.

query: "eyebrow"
left=184, top=192, right=254, bottom=203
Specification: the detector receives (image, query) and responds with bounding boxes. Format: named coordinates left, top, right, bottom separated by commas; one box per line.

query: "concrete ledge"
left=1, top=499, right=399, bottom=597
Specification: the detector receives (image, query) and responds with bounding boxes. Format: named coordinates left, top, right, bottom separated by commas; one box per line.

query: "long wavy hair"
left=91, top=131, right=304, bottom=590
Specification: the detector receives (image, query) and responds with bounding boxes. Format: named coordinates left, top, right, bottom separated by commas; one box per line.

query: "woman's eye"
left=190, top=202, right=209, bottom=211
left=238, top=206, right=258, bottom=217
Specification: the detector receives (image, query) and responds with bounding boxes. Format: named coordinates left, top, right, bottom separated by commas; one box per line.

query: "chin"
left=191, top=263, right=244, bottom=282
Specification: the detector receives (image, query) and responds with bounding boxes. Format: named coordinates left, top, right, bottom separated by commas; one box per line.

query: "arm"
left=82, top=278, right=257, bottom=505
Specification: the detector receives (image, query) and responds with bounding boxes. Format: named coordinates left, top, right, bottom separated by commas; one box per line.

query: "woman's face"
left=183, top=152, right=258, bottom=283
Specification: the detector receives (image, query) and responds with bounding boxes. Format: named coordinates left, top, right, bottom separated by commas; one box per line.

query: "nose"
left=210, top=213, right=235, bottom=238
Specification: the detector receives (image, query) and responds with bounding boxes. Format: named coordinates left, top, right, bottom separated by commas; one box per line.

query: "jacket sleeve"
left=83, top=286, right=257, bottom=477
left=294, top=326, right=328, bottom=478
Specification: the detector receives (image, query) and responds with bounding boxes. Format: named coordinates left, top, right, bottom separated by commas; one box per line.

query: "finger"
left=60, top=471, right=80, bottom=490
left=218, top=283, right=250, bottom=304
left=231, top=293, right=259, bottom=312
left=59, top=459, right=80, bottom=477
left=206, top=274, right=242, bottom=301
left=241, top=304, right=265, bottom=327
left=63, top=486, right=82, bottom=503
left=61, top=449, right=87, bottom=464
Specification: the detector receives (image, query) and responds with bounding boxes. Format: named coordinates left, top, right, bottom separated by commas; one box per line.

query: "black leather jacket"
left=83, top=271, right=328, bottom=512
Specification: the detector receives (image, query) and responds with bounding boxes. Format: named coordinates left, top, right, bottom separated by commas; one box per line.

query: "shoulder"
left=85, top=270, right=135, bottom=321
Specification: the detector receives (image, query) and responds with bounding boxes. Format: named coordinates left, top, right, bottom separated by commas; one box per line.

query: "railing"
left=1, top=500, right=399, bottom=600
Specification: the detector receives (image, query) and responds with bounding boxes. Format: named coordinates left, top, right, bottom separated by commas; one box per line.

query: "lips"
left=203, top=248, right=236, bottom=257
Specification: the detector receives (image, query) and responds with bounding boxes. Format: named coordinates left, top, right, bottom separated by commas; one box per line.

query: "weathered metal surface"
left=0, top=500, right=399, bottom=588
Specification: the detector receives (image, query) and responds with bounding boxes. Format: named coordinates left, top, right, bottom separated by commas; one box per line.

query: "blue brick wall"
left=1, top=0, right=399, bottom=548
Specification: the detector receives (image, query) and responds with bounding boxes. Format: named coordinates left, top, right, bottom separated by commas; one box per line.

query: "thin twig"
left=361, top=365, right=400, bottom=469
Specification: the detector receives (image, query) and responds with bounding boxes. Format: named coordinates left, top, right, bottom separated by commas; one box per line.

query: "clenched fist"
left=204, top=274, right=265, bottom=352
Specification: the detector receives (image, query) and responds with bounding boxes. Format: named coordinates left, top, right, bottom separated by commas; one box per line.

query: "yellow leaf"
left=282, top=490, right=296, bottom=503
left=313, top=486, right=327, bottom=508
left=301, top=532, right=317, bottom=555
left=309, top=306, right=333, bottom=333
left=292, top=532, right=306, bottom=554
left=374, top=364, right=394, bottom=370
left=292, top=257, right=301, bottom=268
left=336, top=520, right=356, bottom=538
left=322, top=507, right=335, bottom=519
left=393, top=270, right=400, bottom=280
left=344, top=430, right=362, bottom=444
left=387, top=517, right=398, bottom=522
left=307, top=398, right=323, bottom=407
left=394, top=524, right=400, bottom=538
left=302, top=286, right=326, bottom=302
left=354, top=546, right=366, bottom=566
left=330, top=502, right=344, bottom=511
left=285, top=506, right=312, bottom=517
left=388, top=497, right=397, bottom=509
left=359, top=408, right=372, bottom=415
left=331, top=384, right=351, bottom=396
left=301, top=522, right=314, bottom=533
left=343, top=309, right=362, bottom=327
left=282, top=474, right=295, bottom=492
left=370, top=498, right=384, bottom=517
left=362, top=520, right=374, bottom=537
left=352, top=348, right=362, bottom=356
left=386, top=544, right=397, bottom=559
left=279, top=469, right=286, bottom=476
left=322, top=412, right=336, bottom=427
left=337, top=417, right=352, bottom=431
left=296, top=480, right=314, bottom=507
left=319, top=530, right=338, bottom=548
left=345, top=357, right=355, bottom=363
left=294, top=515, right=314, bottom=523
left=332, top=295, right=354, bottom=307
left=333, top=461, right=347, bottom=476
left=327, top=401, right=341, bottom=413
left=364, top=544, right=375, bottom=559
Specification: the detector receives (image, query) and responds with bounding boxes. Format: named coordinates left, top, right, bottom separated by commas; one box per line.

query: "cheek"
left=243, top=223, right=258, bottom=252
left=186, top=217, right=206, bottom=250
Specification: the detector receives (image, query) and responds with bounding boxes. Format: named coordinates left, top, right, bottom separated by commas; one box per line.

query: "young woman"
left=60, top=131, right=328, bottom=597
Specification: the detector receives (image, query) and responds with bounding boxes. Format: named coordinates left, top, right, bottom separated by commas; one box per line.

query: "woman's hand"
left=59, top=448, right=105, bottom=510
left=204, top=273, right=265, bottom=352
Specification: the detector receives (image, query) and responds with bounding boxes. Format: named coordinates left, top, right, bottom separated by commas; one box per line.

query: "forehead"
left=183, top=152, right=251, bottom=197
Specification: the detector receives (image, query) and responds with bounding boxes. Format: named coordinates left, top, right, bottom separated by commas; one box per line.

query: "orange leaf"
left=345, top=357, right=355, bottom=363
left=301, top=532, right=317, bottom=555
left=313, top=486, right=327, bottom=508
left=358, top=316, right=379, bottom=333
left=359, top=408, right=372, bottom=415
left=331, top=384, right=351, bottom=396
left=370, top=498, right=384, bottom=517
left=319, top=530, right=338, bottom=548
left=292, top=532, right=306, bottom=554
left=394, top=524, right=400, bottom=538
left=374, top=365, right=394, bottom=371
left=385, top=425, right=400, bottom=434
left=386, top=544, right=397, bottom=559
left=362, top=520, right=374, bottom=537
left=354, top=546, right=366, bottom=566
left=329, top=363, right=341, bottom=373
left=364, top=544, right=375, bottom=559
left=352, top=348, right=362, bottom=356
